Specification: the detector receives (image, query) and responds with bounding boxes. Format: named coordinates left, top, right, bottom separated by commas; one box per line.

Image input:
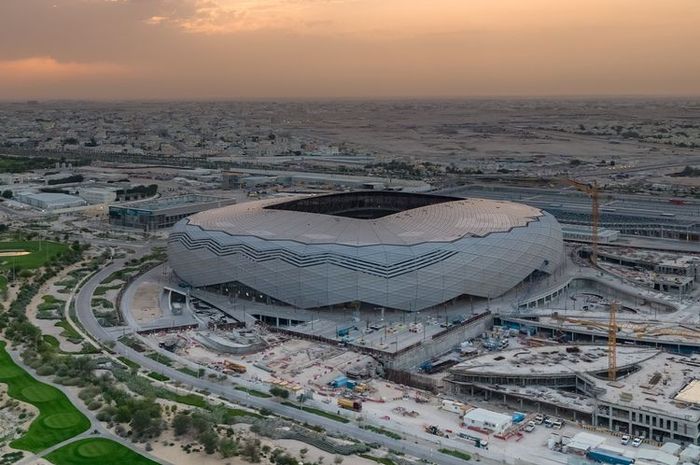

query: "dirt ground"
left=131, top=281, right=163, bottom=323
left=24, top=263, right=85, bottom=352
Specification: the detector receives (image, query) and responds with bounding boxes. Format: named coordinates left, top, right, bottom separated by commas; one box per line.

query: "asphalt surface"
left=73, top=251, right=508, bottom=465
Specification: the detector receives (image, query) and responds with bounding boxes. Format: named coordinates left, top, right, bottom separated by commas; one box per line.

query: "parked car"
left=632, top=437, right=643, bottom=447
left=621, top=435, right=630, bottom=445
left=524, top=421, right=536, bottom=433
left=534, top=414, right=545, bottom=425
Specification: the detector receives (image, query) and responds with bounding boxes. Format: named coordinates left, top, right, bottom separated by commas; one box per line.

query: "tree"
left=270, top=386, right=289, bottom=399
left=198, top=430, right=219, bottom=455
left=241, top=438, right=261, bottom=463
left=219, top=437, right=237, bottom=458
left=300, top=448, right=308, bottom=459
left=172, top=413, right=192, bottom=436
left=1, top=190, right=12, bottom=199
left=190, top=414, right=210, bottom=434
left=131, top=409, right=152, bottom=436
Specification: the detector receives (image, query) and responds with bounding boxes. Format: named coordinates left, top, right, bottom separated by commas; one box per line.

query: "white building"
left=462, top=408, right=512, bottom=435
left=15, top=192, right=87, bottom=210
left=78, top=187, right=118, bottom=205
left=561, top=224, right=620, bottom=244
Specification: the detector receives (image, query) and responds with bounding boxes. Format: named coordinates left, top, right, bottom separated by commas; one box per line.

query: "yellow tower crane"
left=566, top=179, right=600, bottom=266
left=608, top=301, right=618, bottom=381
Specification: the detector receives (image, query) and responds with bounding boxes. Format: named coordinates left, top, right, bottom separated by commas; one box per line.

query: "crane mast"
left=608, top=301, right=618, bottom=381
left=566, top=179, right=600, bottom=266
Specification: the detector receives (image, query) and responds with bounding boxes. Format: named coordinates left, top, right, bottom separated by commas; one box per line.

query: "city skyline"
left=1, top=0, right=699, bottom=100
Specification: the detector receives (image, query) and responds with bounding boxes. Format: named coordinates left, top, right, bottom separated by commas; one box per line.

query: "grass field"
left=46, top=438, right=158, bottom=465
left=42, top=335, right=60, bottom=349
left=0, top=240, right=69, bottom=272
left=0, top=341, right=90, bottom=452
left=55, top=320, right=83, bottom=344
left=360, top=424, right=402, bottom=440
left=281, top=401, right=350, bottom=423
left=147, top=372, right=169, bottom=382
left=439, top=448, right=472, bottom=461
left=359, top=455, right=397, bottom=465
left=235, top=386, right=272, bottom=398
left=117, top=356, right=140, bottom=370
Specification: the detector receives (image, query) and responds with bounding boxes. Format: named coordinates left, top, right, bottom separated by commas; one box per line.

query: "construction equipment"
left=337, top=398, right=362, bottom=412
left=567, top=179, right=600, bottom=265
left=553, top=314, right=609, bottom=331
left=223, top=360, right=247, bottom=374
left=608, top=301, right=618, bottom=381
left=425, top=425, right=447, bottom=437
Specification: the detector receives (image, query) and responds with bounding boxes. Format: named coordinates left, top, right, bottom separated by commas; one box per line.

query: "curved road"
left=75, top=251, right=571, bottom=465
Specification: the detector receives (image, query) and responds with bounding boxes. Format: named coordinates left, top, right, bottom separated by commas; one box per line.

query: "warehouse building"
left=78, top=187, right=118, bottom=204
left=109, top=194, right=235, bottom=231
left=15, top=192, right=87, bottom=210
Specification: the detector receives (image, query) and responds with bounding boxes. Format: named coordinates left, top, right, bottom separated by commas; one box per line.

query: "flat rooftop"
left=451, top=345, right=659, bottom=377
left=675, top=379, right=700, bottom=405
left=595, top=352, right=700, bottom=418
left=114, top=194, right=232, bottom=212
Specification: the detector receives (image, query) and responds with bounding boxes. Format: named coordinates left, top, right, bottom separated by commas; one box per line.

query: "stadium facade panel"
left=168, top=192, right=564, bottom=312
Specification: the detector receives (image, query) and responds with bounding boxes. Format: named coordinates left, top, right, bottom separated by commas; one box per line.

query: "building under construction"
left=445, top=345, right=700, bottom=445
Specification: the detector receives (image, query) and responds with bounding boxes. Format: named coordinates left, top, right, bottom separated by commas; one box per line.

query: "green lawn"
left=360, top=424, right=402, bottom=440
left=46, top=438, right=158, bottom=465
left=93, top=284, right=122, bottom=296
left=281, top=401, right=350, bottom=423
left=55, top=320, right=83, bottom=343
left=234, top=386, right=272, bottom=398
left=359, top=455, right=397, bottom=465
left=117, top=356, right=140, bottom=370
left=145, top=352, right=173, bottom=367
left=177, top=366, right=199, bottom=377
left=0, top=241, right=69, bottom=272
left=38, top=295, right=65, bottom=312
left=147, top=372, right=169, bottom=382
left=42, top=335, right=60, bottom=349
left=0, top=341, right=90, bottom=452
left=439, top=448, right=472, bottom=461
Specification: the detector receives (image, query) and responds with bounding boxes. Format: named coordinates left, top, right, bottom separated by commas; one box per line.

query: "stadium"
left=167, top=191, right=564, bottom=312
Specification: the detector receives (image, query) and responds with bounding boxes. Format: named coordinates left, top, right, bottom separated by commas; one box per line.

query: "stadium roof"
left=187, top=192, right=545, bottom=246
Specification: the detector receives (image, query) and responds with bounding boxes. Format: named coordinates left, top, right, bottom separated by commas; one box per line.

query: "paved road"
left=74, top=253, right=518, bottom=465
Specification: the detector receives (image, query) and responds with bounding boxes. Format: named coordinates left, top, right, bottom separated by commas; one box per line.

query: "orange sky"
left=0, top=0, right=698, bottom=99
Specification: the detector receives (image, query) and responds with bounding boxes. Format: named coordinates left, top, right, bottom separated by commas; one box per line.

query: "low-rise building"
left=15, top=192, right=87, bottom=210
left=109, top=194, right=235, bottom=231
left=78, top=187, right=118, bottom=204
left=446, top=345, right=700, bottom=444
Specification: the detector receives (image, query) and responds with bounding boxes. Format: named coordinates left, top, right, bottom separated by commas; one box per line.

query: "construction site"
left=108, top=181, right=700, bottom=465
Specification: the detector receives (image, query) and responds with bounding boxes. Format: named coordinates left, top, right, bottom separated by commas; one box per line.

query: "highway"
left=74, top=252, right=515, bottom=465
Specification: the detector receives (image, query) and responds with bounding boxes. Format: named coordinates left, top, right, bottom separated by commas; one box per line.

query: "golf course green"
left=46, top=438, right=159, bottom=465
left=0, top=341, right=90, bottom=452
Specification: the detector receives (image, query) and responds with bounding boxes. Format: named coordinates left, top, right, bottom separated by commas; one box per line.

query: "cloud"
left=0, top=56, right=130, bottom=81
left=145, top=16, right=168, bottom=25
left=147, top=0, right=350, bottom=34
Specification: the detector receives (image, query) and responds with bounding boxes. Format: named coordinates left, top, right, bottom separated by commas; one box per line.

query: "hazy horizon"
left=2, top=0, right=699, bottom=100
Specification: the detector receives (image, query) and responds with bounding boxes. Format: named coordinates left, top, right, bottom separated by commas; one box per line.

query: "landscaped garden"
left=0, top=341, right=90, bottom=452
